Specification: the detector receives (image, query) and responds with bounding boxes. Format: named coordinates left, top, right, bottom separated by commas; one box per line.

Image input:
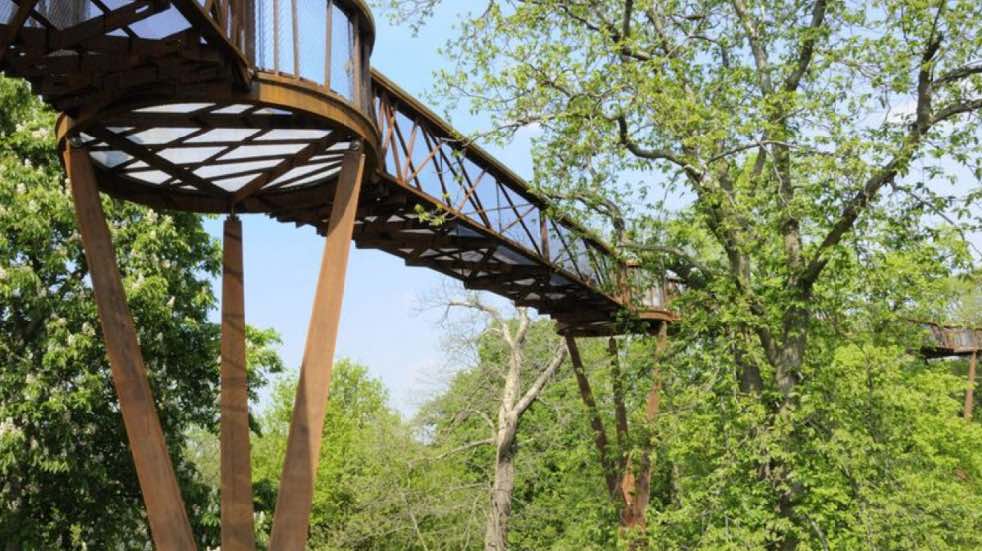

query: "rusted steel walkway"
left=0, top=0, right=674, bottom=337
left=918, top=321, right=981, bottom=358
left=0, top=2, right=676, bottom=549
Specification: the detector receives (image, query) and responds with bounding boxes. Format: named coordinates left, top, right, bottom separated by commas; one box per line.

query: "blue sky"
left=203, top=5, right=524, bottom=415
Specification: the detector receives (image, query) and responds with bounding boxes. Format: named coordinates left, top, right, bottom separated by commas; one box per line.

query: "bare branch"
left=513, top=307, right=531, bottom=346
left=706, top=140, right=800, bottom=164
left=455, top=408, right=496, bottom=431
left=446, top=295, right=510, bottom=341
left=621, top=0, right=635, bottom=40
left=732, top=0, right=773, bottom=93
left=799, top=21, right=947, bottom=292
left=615, top=115, right=702, bottom=176
left=543, top=188, right=627, bottom=242
left=931, top=98, right=982, bottom=124
left=934, top=62, right=982, bottom=86
left=624, top=242, right=716, bottom=285
left=551, top=1, right=653, bottom=61
left=434, top=438, right=495, bottom=461
left=784, top=0, right=828, bottom=92
left=514, top=341, right=567, bottom=416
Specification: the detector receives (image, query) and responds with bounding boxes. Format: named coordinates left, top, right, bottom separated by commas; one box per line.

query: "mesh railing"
left=251, top=0, right=371, bottom=113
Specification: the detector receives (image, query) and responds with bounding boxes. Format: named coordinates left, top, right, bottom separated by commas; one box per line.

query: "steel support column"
left=269, top=146, right=367, bottom=550
left=220, top=215, right=256, bottom=550
left=64, top=145, right=197, bottom=550
left=966, top=350, right=977, bottom=421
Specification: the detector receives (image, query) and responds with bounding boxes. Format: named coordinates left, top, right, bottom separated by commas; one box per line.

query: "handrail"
left=371, top=70, right=618, bottom=259
left=370, top=70, right=667, bottom=310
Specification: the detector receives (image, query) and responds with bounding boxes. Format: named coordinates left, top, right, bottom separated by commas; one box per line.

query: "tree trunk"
left=619, top=458, right=652, bottom=531
left=485, top=423, right=517, bottom=551
left=484, top=341, right=523, bottom=551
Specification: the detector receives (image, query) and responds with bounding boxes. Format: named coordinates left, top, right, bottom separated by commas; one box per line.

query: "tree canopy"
left=378, top=0, right=982, bottom=548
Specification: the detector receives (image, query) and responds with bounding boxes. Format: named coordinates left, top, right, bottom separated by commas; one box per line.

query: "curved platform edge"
left=54, top=74, right=381, bottom=214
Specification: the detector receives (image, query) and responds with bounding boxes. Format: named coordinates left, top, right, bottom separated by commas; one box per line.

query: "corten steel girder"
left=0, top=1, right=677, bottom=549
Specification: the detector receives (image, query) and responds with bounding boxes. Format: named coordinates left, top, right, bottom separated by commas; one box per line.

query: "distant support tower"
left=920, top=322, right=980, bottom=420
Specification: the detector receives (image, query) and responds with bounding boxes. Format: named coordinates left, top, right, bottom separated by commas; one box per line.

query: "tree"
left=0, top=76, right=281, bottom=547
left=417, top=322, right=610, bottom=550
left=380, top=1, right=982, bottom=548
left=439, top=297, right=567, bottom=551
left=250, top=359, right=432, bottom=550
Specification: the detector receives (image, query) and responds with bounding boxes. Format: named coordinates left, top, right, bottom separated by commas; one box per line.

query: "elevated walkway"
left=918, top=321, right=981, bottom=358
left=0, top=2, right=676, bottom=548
left=0, top=4, right=974, bottom=548
left=0, top=0, right=674, bottom=337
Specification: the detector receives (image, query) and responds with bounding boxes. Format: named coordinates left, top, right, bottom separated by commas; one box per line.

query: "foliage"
left=0, top=76, right=281, bottom=548
left=378, top=1, right=982, bottom=548
left=248, top=360, right=435, bottom=550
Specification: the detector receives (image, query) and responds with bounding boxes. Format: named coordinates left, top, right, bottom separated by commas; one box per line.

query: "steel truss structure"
left=0, top=1, right=675, bottom=549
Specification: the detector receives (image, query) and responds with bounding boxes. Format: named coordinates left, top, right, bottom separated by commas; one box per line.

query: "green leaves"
left=247, top=360, right=428, bottom=550
left=378, top=0, right=982, bottom=548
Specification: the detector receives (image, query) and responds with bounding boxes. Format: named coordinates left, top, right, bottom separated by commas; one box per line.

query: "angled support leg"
left=269, top=146, right=366, bottom=550
left=220, top=215, right=256, bottom=550
left=64, top=145, right=197, bottom=550
left=622, top=321, right=669, bottom=538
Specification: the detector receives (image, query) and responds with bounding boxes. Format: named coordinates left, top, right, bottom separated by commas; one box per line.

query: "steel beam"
left=64, top=145, right=197, bottom=550
left=0, top=1, right=39, bottom=67
left=966, top=350, right=977, bottom=421
left=220, top=215, right=256, bottom=550
left=268, top=147, right=367, bottom=550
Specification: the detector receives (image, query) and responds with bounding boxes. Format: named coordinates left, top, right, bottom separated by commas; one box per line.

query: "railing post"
left=291, top=0, right=299, bottom=76
left=540, top=215, right=550, bottom=260
left=966, top=350, right=977, bottom=421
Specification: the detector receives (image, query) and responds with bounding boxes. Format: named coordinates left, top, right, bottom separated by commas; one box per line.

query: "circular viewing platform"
left=1, top=0, right=379, bottom=213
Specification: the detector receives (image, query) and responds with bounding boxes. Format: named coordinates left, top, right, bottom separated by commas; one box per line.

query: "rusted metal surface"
left=919, top=321, right=982, bottom=357
left=54, top=74, right=380, bottom=213
left=271, top=72, right=678, bottom=337
left=0, top=1, right=249, bottom=113
left=220, top=216, right=256, bottom=551
left=269, top=148, right=366, bottom=550
left=65, top=145, right=197, bottom=550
